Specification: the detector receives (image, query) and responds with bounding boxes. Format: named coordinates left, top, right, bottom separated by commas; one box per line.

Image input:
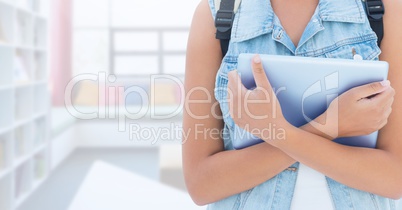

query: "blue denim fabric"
left=208, top=0, right=396, bottom=209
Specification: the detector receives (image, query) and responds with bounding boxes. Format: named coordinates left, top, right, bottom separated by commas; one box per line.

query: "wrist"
left=301, top=122, right=336, bottom=140
left=307, top=113, right=339, bottom=140
left=258, top=119, right=296, bottom=143
left=263, top=122, right=299, bottom=149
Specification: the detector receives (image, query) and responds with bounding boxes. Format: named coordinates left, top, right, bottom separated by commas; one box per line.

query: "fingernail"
left=381, top=80, right=390, bottom=87
left=253, top=55, right=261, bottom=64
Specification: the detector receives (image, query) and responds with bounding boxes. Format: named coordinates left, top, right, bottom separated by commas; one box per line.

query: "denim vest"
left=208, top=0, right=396, bottom=209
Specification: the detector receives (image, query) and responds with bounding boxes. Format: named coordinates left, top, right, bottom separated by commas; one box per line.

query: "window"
left=73, top=0, right=198, bottom=76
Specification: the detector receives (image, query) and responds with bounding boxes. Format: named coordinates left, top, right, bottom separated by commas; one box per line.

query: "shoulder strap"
left=215, top=0, right=385, bottom=57
left=214, top=0, right=241, bottom=13
left=214, top=0, right=241, bottom=57
left=363, top=0, right=385, bottom=47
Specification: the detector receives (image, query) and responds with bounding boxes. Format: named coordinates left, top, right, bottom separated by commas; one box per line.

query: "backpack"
left=214, top=0, right=385, bottom=57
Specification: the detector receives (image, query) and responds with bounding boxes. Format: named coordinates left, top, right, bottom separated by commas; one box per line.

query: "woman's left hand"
left=227, top=54, right=291, bottom=140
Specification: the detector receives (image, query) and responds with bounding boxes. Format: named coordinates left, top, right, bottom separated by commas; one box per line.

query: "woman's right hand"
left=314, top=80, right=395, bottom=139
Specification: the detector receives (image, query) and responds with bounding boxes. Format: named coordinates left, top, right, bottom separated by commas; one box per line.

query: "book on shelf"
left=14, top=51, right=30, bottom=82
left=0, top=21, right=7, bottom=43
left=14, top=128, right=25, bottom=158
left=34, top=155, right=45, bottom=180
left=34, top=120, right=45, bottom=146
left=16, top=12, right=30, bottom=46
left=34, top=25, right=40, bottom=48
left=0, top=140, right=5, bottom=170
left=34, top=53, right=44, bottom=80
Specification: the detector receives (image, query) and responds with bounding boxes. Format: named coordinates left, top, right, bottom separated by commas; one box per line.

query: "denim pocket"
left=324, top=36, right=381, bottom=60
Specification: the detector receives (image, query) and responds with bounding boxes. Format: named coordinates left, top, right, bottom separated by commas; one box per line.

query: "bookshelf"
left=0, top=0, right=50, bottom=209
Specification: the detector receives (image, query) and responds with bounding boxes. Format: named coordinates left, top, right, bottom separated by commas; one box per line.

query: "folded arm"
left=182, top=1, right=297, bottom=205
left=270, top=0, right=402, bottom=199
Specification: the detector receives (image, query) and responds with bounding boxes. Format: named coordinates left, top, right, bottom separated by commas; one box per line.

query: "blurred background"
left=1, top=0, right=401, bottom=210
left=0, top=0, right=204, bottom=209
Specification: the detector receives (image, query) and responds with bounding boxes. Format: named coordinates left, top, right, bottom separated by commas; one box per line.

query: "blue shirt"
left=208, top=0, right=396, bottom=209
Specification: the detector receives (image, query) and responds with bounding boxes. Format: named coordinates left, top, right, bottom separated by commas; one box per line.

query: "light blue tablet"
left=234, top=53, right=389, bottom=149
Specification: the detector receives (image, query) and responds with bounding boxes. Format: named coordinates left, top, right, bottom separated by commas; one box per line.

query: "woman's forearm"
left=268, top=126, right=402, bottom=199
left=186, top=141, right=295, bottom=205
left=186, top=123, right=337, bottom=205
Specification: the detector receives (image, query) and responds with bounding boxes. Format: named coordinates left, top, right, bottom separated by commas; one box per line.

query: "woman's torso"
left=208, top=0, right=396, bottom=209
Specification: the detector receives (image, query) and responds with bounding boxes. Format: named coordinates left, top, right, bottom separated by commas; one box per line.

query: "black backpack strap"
left=215, top=0, right=235, bottom=57
left=363, top=0, right=385, bottom=47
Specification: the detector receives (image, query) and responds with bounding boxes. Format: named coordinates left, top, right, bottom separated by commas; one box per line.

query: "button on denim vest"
left=208, top=0, right=396, bottom=209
